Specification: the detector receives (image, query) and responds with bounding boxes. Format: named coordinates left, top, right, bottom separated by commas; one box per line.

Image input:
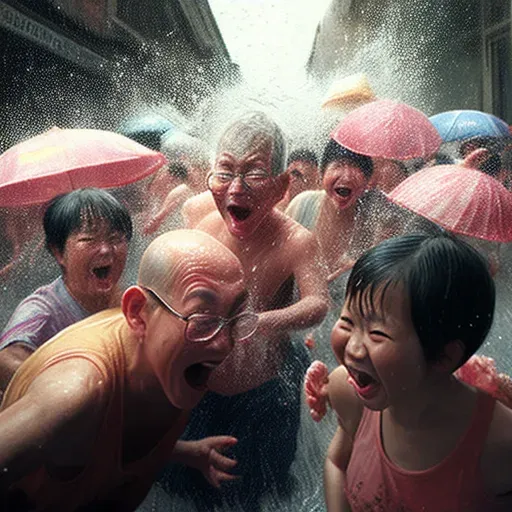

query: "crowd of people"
left=0, top=101, right=511, bottom=511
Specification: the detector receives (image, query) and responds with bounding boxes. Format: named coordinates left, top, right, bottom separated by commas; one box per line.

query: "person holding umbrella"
left=331, top=99, right=442, bottom=193
left=0, top=188, right=132, bottom=394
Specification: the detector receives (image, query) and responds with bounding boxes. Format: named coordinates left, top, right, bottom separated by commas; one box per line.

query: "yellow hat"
left=321, top=72, right=376, bottom=110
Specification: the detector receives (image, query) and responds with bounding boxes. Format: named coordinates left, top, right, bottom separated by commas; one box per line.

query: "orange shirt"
left=2, top=309, right=188, bottom=512
left=345, top=391, right=509, bottom=511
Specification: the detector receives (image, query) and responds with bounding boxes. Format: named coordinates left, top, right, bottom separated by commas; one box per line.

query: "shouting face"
left=54, top=218, right=128, bottom=312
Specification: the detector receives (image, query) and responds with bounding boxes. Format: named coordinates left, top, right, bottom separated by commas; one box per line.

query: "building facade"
left=307, top=0, right=511, bottom=122
left=0, top=0, right=239, bottom=150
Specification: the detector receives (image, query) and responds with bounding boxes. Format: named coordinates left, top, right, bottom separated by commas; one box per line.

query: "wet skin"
left=324, top=284, right=512, bottom=508
left=52, top=218, right=128, bottom=314
left=0, top=231, right=247, bottom=507
left=286, top=159, right=320, bottom=200
left=197, top=146, right=329, bottom=394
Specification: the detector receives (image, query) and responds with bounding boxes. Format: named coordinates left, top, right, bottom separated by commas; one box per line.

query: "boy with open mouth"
left=0, top=188, right=132, bottom=395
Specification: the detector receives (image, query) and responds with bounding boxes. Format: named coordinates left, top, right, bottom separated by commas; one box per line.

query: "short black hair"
left=287, top=149, right=318, bottom=167
left=345, top=233, right=495, bottom=366
left=44, top=188, right=133, bottom=254
left=320, top=139, right=373, bottom=180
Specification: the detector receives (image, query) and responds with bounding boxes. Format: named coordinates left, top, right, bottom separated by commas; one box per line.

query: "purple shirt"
left=0, top=277, right=89, bottom=352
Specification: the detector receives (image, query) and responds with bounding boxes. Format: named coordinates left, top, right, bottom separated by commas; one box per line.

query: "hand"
left=304, top=360, right=330, bottom=422
left=184, top=436, right=239, bottom=488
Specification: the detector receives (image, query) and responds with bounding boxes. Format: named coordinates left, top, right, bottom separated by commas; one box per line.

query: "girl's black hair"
left=320, top=139, right=373, bottom=180
left=43, top=188, right=133, bottom=254
left=345, top=233, right=495, bottom=366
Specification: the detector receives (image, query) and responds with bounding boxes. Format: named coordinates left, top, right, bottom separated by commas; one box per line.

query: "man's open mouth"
left=335, top=187, right=352, bottom=198
left=92, top=265, right=112, bottom=280
left=184, top=362, right=217, bottom=391
left=227, top=205, right=252, bottom=221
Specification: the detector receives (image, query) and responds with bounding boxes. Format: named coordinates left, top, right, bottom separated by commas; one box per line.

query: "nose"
left=209, top=325, right=235, bottom=356
left=344, top=332, right=368, bottom=361
left=227, top=175, right=247, bottom=194
left=97, top=239, right=114, bottom=254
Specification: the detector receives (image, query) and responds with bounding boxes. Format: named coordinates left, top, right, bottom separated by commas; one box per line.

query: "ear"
left=50, top=245, right=64, bottom=267
left=122, top=286, right=150, bottom=339
left=432, top=340, right=465, bottom=373
left=275, top=173, right=291, bottom=201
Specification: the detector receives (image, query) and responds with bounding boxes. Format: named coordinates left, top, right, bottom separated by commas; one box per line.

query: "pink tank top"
left=345, top=392, right=508, bottom=511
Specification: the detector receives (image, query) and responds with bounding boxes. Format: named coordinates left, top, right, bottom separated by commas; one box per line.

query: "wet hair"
left=287, top=149, right=318, bottom=167
left=345, top=233, right=495, bottom=367
left=320, top=139, right=373, bottom=180
left=218, top=112, right=287, bottom=176
left=44, top=188, right=133, bottom=254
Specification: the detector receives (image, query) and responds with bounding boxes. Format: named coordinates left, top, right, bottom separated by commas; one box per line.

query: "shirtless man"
left=0, top=230, right=256, bottom=511
left=197, top=111, right=329, bottom=394
left=164, top=112, right=329, bottom=511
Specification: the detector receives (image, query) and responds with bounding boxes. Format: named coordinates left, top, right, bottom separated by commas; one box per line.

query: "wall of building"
left=307, top=0, right=484, bottom=117
left=0, top=0, right=239, bottom=151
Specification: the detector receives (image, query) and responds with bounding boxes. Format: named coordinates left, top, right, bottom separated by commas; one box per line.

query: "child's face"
left=322, top=160, right=368, bottom=211
left=331, top=283, right=427, bottom=410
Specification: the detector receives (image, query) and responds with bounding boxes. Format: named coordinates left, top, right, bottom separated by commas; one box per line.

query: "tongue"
left=229, top=206, right=251, bottom=221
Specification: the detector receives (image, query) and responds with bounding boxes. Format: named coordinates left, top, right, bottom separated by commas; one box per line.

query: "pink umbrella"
left=331, top=99, right=442, bottom=161
left=387, top=164, right=512, bottom=242
left=0, top=127, right=166, bottom=207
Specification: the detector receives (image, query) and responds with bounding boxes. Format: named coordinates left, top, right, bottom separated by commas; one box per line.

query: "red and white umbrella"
left=331, top=99, right=442, bottom=161
left=387, top=164, right=512, bottom=242
left=0, top=127, right=166, bottom=207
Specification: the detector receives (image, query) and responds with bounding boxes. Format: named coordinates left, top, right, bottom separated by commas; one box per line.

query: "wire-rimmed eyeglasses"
left=141, top=286, right=259, bottom=343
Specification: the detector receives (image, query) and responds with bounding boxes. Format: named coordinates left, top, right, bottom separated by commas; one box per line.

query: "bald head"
left=217, top=112, right=287, bottom=176
left=138, top=230, right=243, bottom=299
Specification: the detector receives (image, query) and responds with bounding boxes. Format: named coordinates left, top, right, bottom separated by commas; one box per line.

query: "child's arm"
left=324, top=366, right=363, bottom=512
left=325, top=427, right=353, bottom=511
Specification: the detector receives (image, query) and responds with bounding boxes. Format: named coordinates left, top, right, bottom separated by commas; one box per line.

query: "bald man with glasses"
left=0, top=230, right=254, bottom=512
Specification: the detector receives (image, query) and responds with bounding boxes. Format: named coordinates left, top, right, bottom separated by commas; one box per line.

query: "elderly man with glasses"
left=0, top=230, right=254, bottom=511
left=164, top=112, right=329, bottom=511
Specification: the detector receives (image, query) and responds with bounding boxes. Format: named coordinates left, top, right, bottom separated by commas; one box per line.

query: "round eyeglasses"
left=141, top=286, right=259, bottom=343
left=207, top=170, right=271, bottom=192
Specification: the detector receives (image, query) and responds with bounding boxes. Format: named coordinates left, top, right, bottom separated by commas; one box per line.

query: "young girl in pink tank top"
left=305, top=233, right=512, bottom=511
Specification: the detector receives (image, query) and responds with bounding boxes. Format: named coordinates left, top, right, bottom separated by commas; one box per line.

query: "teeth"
left=201, top=361, right=220, bottom=369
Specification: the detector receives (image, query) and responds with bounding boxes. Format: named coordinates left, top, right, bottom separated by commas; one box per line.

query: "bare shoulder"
left=26, top=357, right=109, bottom=422
left=276, top=209, right=318, bottom=247
left=182, top=191, right=216, bottom=228
left=329, top=365, right=363, bottom=438
left=196, top=209, right=224, bottom=234
left=285, top=190, right=322, bottom=217
left=0, top=357, right=109, bottom=475
left=482, top=400, right=512, bottom=496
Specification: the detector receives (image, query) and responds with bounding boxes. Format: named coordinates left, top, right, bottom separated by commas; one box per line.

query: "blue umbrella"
left=429, top=110, right=510, bottom=142
left=118, top=113, right=175, bottom=151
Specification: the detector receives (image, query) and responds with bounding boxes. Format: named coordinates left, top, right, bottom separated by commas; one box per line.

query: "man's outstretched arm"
left=0, top=358, right=106, bottom=491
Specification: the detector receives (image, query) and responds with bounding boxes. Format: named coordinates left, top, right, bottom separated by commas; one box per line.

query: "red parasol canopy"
left=387, top=164, right=512, bottom=242
left=0, top=127, right=166, bottom=207
left=331, top=99, right=442, bottom=161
